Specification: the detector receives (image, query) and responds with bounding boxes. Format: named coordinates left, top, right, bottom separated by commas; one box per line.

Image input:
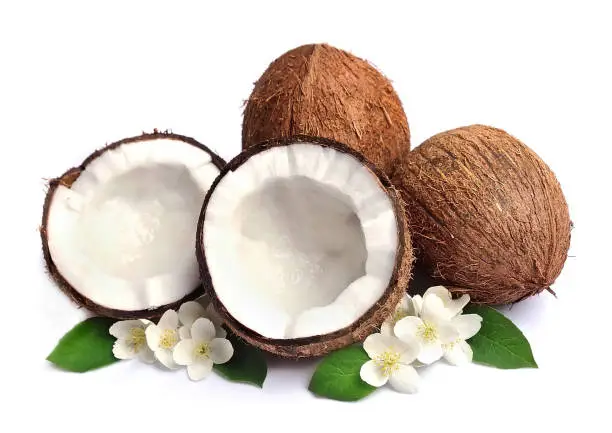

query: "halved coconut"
left=41, top=131, right=225, bottom=319
left=197, top=135, right=413, bottom=358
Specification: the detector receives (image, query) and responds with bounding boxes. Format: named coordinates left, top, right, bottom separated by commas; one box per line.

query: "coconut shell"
left=242, top=43, right=410, bottom=178
left=40, top=130, right=226, bottom=319
left=393, top=125, right=571, bottom=305
left=197, top=135, right=413, bottom=358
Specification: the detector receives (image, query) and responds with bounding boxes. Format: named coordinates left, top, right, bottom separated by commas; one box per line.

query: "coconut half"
left=197, top=136, right=413, bottom=358
left=41, top=131, right=225, bottom=319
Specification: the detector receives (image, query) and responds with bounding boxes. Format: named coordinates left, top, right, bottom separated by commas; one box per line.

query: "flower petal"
left=138, top=346, right=156, bottom=364
left=190, top=318, right=216, bottom=343
left=216, top=327, right=228, bottom=339
left=210, top=338, right=234, bottom=364
left=394, top=316, right=423, bottom=343
left=109, top=320, right=142, bottom=339
left=194, top=295, right=212, bottom=308
left=145, top=325, right=161, bottom=351
left=389, top=364, right=420, bottom=393
left=173, top=339, right=196, bottom=365
left=444, top=340, right=473, bottom=366
left=187, top=359, right=213, bottom=381
left=112, top=339, right=136, bottom=360
left=424, top=286, right=469, bottom=317
left=417, top=342, right=444, bottom=364
left=423, top=285, right=452, bottom=302
left=155, top=349, right=180, bottom=369
left=397, top=337, right=421, bottom=364
left=420, top=294, right=451, bottom=323
left=201, top=304, right=227, bottom=338
left=178, top=301, right=206, bottom=327
left=380, top=320, right=394, bottom=336
left=359, top=360, right=388, bottom=387
left=157, top=309, right=179, bottom=330
left=178, top=326, right=191, bottom=340
left=398, top=295, right=410, bottom=312
left=437, top=321, right=460, bottom=344
left=451, top=294, right=470, bottom=316
left=363, top=333, right=394, bottom=359
left=411, top=295, right=423, bottom=316
left=452, top=314, right=483, bottom=340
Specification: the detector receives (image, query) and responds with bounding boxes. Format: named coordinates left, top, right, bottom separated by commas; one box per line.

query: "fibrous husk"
left=242, top=43, right=410, bottom=178
left=41, top=130, right=226, bottom=319
left=197, top=135, right=413, bottom=358
left=393, top=125, right=571, bottom=305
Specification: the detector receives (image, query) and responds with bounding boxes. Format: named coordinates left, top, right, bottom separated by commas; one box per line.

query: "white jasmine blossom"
left=109, top=319, right=155, bottom=363
left=442, top=314, right=483, bottom=365
left=380, top=293, right=421, bottom=336
left=145, top=309, right=181, bottom=369
left=394, top=294, right=459, bottom=364
left=360, top=332, right=421, bottom=393
left=173, top=317, right=234, bottom=381
left=422, top=286, right=470, bottom=319
left=178, top=299, right=226, bottom=339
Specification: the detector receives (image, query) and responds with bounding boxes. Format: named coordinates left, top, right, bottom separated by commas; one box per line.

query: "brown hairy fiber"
left=242, top=43, right=410, bottom=178
left=393, top=125, right=571, bottom=305
left=197, top=135, right=413, bottom=359
left=41, top=131, right=226, bottom=319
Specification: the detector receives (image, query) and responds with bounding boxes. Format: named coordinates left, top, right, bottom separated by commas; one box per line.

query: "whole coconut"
left=394, top=125, right=571, bottom=305
left=242, top=43, right=410, bottom=177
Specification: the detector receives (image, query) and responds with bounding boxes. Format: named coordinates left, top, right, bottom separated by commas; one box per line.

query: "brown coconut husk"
left=196, top=135, right=413, bottom=358
left=242, top=43, right=410, bottom=178
left=393, top=125, right=571, bottom=305
left=40, top=131, right=226, bottom=319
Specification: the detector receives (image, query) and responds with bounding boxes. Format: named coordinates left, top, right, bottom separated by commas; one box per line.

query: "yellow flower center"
left=127, top=327, right=146, bottom=352
left=159, top=329, right=178, bottom=349
left=418, top=322, right=438, bottom=343
left=194, top=342, right=210, bottom=360
left=374, top=350, right=401, bottom=377
left=442, top=338, right=460, bottom=351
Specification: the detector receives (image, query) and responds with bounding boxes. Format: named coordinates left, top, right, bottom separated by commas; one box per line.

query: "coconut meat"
left=203, top=143, right=398, bottom=339
left=47, top=138, right=220, bottom=311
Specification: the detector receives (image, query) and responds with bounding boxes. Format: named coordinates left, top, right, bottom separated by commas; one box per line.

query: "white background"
left=1, top=1, right=609, bottom=432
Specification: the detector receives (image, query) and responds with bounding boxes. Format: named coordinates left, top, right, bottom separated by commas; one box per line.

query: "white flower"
left=109, top=319, right=155, bottom=363
left=380, top=293, right=421, bottom=336
left=421, top=286, right=470, bottom=319
left=359, top=333, right=421, bottom=393
left=145, top=309, right=181, bottom=369
left=178, top=299, right=226, bottom=340
left=173, top=318, right=234, bottom=381
left=394, top=294, right=459, bottom=364
left=442, top=314, right=483, bottom=365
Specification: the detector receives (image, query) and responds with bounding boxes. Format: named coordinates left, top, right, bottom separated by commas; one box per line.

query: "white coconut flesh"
left=203, top=143, right=399, bottom=339
left=47, top=138, right=221, bottom=311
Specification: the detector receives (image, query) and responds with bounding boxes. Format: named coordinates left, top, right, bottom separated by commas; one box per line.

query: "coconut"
left=393, top=125, right=571, bottom=305
left=242, top=43, right=410, bottom=178
left=41, top=131, right=225, bottom=319
left=197, top=135, right=413, bottom=358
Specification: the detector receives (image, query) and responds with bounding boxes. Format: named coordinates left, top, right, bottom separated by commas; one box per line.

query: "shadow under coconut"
left=407, top=261, right=554, bottom=331
left=407, top=263, right=441, bottom=297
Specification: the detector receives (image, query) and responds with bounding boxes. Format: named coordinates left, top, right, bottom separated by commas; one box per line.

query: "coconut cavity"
left=393, top=125, right=571, bottom=305
left=41, top=132, right=225, bottom=318
left=242, top=43, right=410, bottom=178
left=198, top=136, right=413, bottom=358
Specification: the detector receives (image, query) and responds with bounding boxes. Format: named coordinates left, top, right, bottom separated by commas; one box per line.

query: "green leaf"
left=47, top=317, right=119, bottom=372
left=308, top=345, right=377, bottom=402
left=214, top=334, right=267, bottom=387
left=464, top=304, right=538, bottom=369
